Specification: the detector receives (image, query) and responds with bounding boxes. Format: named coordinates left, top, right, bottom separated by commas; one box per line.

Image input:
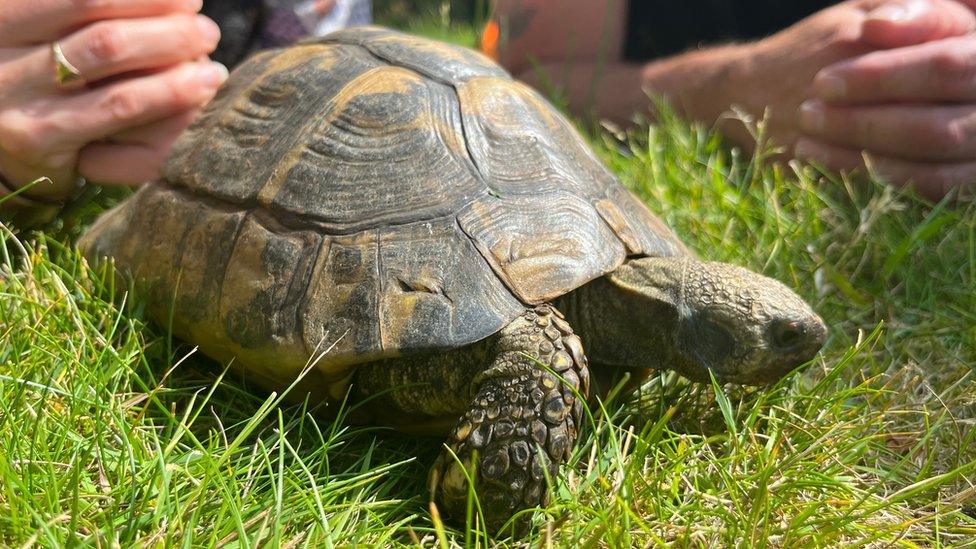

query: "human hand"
left=714, top=0, right=975, bottom=156
left=798, top=31, right=976, bottom=199
left=0, top=0, right=226, bottom=204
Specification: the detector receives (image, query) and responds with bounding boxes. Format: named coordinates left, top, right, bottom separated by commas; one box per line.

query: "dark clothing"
left=623, top=1, right=841, bottom=61
left=202, top=0, right=264, bottom=67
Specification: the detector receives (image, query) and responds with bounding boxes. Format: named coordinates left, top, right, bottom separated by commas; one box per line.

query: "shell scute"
left=259, top=66, right=485, bottom=231
left=458, top=192, right=626, bottom=304
left=457, top=77, right=612, bottom=199
left=164, top=44, right=384, bottom=203
left=377, top=218, right=523, bottom=352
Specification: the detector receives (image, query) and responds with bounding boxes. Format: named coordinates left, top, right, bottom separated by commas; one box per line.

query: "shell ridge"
left=444, top=81, right=495, bottom=195
left=352, top=41, right=459, bottom=88
left=374, top=228, right=387, bottom=353
left=454, top=212, right=528, bottom=306
left=212, top=208, right=252, bottom=326
left=427, top=79, right=491, bottom=194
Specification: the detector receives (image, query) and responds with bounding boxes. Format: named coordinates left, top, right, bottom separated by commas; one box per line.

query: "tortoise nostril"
left=771, top=320, right=804, bottom=350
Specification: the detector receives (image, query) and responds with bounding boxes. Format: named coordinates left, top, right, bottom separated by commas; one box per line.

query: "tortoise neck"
left=554, top=277, right=672, bottom=369
left=552, top=284, right=596, bottom=354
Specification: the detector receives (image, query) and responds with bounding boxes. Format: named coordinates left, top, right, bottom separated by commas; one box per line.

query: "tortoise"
left=79, top=26, right=827, bottom=529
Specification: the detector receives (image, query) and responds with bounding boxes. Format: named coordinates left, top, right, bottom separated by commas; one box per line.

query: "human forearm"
left=638, top=43, right=759, bottom=142
left=515, top=39, right=812, bottom=151
left=510, top=43, right=755, bottom=126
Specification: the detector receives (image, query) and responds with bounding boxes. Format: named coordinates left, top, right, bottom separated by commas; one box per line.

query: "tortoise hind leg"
left=428, top=305, right=589, bottom=530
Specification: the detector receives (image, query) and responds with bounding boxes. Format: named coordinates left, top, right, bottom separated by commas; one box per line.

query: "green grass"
left=4, top=29, right=976, bottom=549
left=4, top=108, right=976, bottom=547
left=375, top=0, right=489, bottom=46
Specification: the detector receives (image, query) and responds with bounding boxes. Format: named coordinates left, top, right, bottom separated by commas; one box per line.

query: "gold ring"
left=51, top=41, right=85, bottom=90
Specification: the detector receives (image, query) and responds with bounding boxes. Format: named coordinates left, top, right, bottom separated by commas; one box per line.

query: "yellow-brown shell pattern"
left=79, top=27, right=690, bottom=399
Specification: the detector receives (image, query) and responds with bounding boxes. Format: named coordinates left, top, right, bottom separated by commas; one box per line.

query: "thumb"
left=862, top=0, right=975, bottom=48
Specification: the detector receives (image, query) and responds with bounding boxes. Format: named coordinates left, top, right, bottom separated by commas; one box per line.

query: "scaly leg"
left=352, top=305, right=590, bottom=529
left=428, top=305, right=589, bottom=528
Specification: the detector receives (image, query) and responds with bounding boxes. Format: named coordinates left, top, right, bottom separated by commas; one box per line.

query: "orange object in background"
left=480, top=19, right=500, bottom=60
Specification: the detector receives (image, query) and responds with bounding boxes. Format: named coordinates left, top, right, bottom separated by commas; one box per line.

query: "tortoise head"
left=606, top=256, right=827, bottom=385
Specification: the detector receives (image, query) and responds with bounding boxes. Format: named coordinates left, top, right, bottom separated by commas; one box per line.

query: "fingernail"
left=814, top=75, right=847, bottom=101
left=198, top=62, right=229, bottom=87
left=868, top=0, right=928, bottom=22
left=799, top=101, right=825, bottom=133
left=183, top=0, right=204, bottom=12
left=869, top=4, right=908, bottom=22
left=196, top=15, right=222, bottom=45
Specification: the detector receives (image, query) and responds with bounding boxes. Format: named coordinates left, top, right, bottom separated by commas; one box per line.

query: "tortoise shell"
left=80, top=27, right=688, bottom=398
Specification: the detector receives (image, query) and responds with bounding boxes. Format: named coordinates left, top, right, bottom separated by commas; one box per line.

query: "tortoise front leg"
left=352, top=305, right=589, bottom=528
left=428, top=305, right=589, bottom=529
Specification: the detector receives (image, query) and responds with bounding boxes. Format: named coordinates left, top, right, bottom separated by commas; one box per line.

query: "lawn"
left=2, top=15, right=976, bottom=549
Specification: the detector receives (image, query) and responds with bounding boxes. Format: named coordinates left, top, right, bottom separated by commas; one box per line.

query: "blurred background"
left=374, top=0, right=490, bottom=45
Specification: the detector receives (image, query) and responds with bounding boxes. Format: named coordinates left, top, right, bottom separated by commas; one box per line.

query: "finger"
left=62, top=61, right=225, bottom=143
left=812, top=35, right=976, bottom=103
left=78, top=142, right=169, bottom=186
left=110, top=108, right=200, bottom=143
left=3, top=61, right=225, bottom=165
left=0, top=0, right=203, bottom=47
left=14, top=14, right=220, bottom=93
left=79, top=108, right=203, bottom=185
left=862, top=0, right=976, bottom=47
left=798, top=100, right=976, bottom=162
left=795, top=137, right=976, bottom=200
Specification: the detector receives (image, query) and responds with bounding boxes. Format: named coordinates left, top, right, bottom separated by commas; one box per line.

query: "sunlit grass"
left=4, top=106, right=975, bottom=546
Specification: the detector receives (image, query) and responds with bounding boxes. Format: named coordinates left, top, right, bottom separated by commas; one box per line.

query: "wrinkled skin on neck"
left=555, top=256, right=827, bottom=386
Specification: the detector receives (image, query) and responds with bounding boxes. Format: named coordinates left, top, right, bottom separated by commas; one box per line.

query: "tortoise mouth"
left=724, top=359, right=806, bottom=386
left=675, top=335, right=826, bottom=387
